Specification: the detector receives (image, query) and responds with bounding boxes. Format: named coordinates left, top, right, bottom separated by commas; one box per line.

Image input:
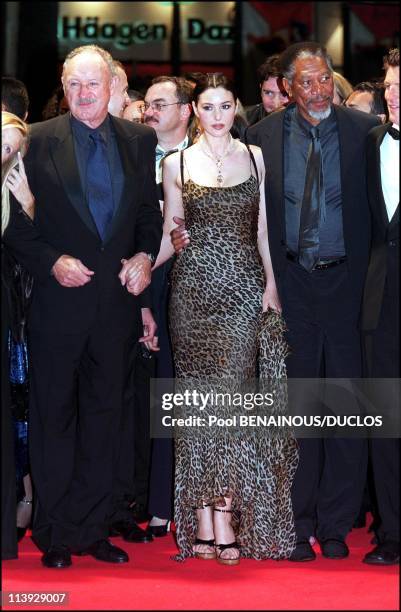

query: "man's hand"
left=119, top=252, right=152, bottom=295
left=170, top=216, right=189, bottom=254
left=51, top=255, right=94, bottom=287
left=140, top=307, right=160, bottom=352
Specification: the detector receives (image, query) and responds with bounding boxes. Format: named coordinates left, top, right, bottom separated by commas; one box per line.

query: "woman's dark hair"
left=230, top=114, right=248, bottom=140
left=192, top=73, right=238, bottom=105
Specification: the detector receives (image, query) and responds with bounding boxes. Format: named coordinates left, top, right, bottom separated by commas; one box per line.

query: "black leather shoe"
left=289, top=540, right=316, bottom=562
left=320, top=539, right=349, bottom=559
left=77, top=539, right=128, bottom=563
left=42, top=545, right=72, bottom=568
left=110, top=520, right=153, bottom=543
left=146, top=520, right=171, bottom=538
left=363, top=542, right=400, bottom=566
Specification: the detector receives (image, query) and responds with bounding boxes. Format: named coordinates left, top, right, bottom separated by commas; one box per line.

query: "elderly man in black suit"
left=361, top=48, right=400, bottom=566
left=245, top=42, right=380, bottom=561
left=4, top=44, right=162, bottom=568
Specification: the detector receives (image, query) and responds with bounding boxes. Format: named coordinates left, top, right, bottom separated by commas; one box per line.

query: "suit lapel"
left=49, top=114, right=98, bottom=235
left=335, top=107, right=383, bottom=249
left=389, top=203, right=399, bottom=224
left=103, top=117, right=140, bottom=243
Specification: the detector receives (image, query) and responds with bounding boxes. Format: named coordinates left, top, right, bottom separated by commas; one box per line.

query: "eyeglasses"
left=140, top=101, right=181, bottom=113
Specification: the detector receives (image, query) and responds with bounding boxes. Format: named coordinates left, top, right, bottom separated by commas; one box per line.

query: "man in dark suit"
left=245, top=42, right=380, bottom=561
left=361, top=47, right=399, bottom=566
left=9, top=44, right=162, bottom=568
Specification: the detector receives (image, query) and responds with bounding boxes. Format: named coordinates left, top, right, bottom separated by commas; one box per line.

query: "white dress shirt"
left=380, top=124, right=399, bottom=221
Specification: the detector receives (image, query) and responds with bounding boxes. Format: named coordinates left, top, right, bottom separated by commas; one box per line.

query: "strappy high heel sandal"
left=193, top=537, right=217, bottom=560
left=193, top=503, right=216, bottom=560
left=214, top=508, right=240, bottom=566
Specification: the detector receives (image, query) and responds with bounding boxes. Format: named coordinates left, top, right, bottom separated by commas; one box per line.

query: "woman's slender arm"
left=253, top=146, right=281, bottom=313
left=153, top=152, right=185, bottom=269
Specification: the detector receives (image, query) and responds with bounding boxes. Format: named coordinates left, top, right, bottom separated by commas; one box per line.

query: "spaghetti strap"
left=246, top=144, right=259, bottom=184
left=180, top=150, right=185, bottom=186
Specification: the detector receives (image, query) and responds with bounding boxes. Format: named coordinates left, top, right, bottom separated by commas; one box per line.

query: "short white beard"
left=308, top=105, right=332, bottom=121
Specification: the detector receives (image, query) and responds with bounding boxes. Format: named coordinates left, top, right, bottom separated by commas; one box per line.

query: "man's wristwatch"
left=144, top=253, right=155, bottom=264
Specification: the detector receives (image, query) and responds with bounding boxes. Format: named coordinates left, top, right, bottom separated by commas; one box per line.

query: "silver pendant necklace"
left=200, top=135, right=233, bottom=186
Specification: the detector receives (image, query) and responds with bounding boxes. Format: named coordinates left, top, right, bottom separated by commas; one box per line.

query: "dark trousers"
left=112, top=335, right=137, bottom=518
left=281, top=260, right=367, bottom=541
left=363, top=278, right=400, bottom=544
left=148, top=267, right=174, bottom=520
left=29, top=322, right=133, bottom=551
left=132, top=343, right=155, bottom=509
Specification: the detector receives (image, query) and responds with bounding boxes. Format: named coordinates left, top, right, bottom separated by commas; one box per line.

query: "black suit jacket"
left=7, top=113, right=162, bottom=335
left=246, top=103, right=380, bottom=305
left=361, top=123, right=400, bottom=331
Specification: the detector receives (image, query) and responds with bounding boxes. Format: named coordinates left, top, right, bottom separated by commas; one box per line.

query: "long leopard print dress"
left=168, top=150, right=299, bottom=561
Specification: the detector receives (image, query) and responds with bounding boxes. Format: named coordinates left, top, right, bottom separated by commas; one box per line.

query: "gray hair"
left=62, top=44, right=116, bottom=80
left=280, top=42, right=333, bottom=86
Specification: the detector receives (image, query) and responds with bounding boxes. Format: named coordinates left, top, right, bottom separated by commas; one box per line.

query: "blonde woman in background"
left=333, top=71, right=354, bottom=105
left=2, top=111, right=35, bottom=559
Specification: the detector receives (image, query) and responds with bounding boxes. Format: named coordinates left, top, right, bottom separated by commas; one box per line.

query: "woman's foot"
left=193, top=505, right=216, bottom=559
left=213, top=506, right=240, bottom=565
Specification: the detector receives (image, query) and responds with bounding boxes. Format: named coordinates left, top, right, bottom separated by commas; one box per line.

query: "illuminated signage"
left=59, top=17, right=234, bottom=46
left=58, top=2, right=235, bottom=61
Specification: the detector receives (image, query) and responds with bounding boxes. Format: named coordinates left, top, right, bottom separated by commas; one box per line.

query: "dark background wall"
left=2, top=1, right=400, bottom=122
left=16, top=2, right=59, bottom=122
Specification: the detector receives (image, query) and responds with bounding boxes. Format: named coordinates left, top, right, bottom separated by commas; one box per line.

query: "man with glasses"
left=143, top=76, right=193, bottom=185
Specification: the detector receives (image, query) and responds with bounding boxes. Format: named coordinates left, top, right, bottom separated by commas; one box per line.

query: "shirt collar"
left=70, top=113, right=112, bottom=146
left=291, top=104, right=334, bottom=137
left=155, top=135, right=189, bottom=158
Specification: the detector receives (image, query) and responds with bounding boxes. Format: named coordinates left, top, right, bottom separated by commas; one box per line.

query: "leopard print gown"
left=168, top=155, right=299, bottom=561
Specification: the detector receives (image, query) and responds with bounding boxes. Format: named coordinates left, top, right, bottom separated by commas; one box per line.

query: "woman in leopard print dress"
left=154, top=74, right=298, bottom=564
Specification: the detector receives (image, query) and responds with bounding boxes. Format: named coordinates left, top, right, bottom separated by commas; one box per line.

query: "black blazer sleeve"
left=131, top=128, right=162, bottom=262
left=3, top=198, right=62, bottom=283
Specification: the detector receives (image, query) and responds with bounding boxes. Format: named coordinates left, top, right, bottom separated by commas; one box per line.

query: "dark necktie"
left=388, top=126, right=400, bottom=140
left=86, top=132, right=114, bottom=240
left=298, top=126, right=325, bottom=272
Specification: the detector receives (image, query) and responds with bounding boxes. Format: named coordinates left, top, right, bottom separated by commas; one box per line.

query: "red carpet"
left=2, top=524, right=399, bottom=610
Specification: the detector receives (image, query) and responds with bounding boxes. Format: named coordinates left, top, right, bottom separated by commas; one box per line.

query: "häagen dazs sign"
left=58, top=2, right=235, bottom=62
